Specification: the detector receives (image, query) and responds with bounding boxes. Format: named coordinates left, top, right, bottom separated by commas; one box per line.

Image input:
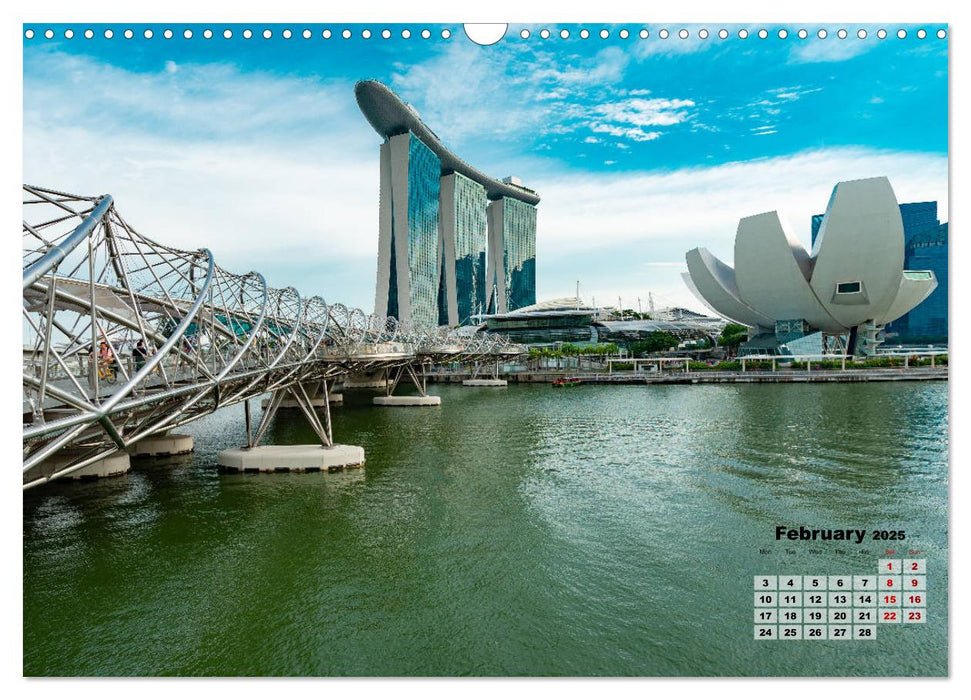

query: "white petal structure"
left=683, top=177, right=938, bottom=347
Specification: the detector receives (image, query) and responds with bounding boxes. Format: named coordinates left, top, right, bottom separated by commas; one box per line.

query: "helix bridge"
left=22, top=185, right=524, bottom=489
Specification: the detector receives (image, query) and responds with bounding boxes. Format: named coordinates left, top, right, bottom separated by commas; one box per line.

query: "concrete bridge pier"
left=373, top=364, right=441, bottom=407
left=462, top=359, right=507, bottom=387
left=344, top=369, right=389, bottom=390
left=128, top=432, right=194, bottom=457
left=26, top=450, right=132, bottom=486
left=217, top=379, right=364, bottom=473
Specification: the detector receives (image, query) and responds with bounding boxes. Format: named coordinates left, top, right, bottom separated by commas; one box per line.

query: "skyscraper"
left=440, top=172, right=488, bottom=325
left=375, top=133, right=441, bottom=328
left=486, top=195, right=537, bottom=314
left=356, top=80, right=539, bottom=328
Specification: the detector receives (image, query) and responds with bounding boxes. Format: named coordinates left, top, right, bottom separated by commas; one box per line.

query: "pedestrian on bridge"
left=133, top=339, right=148, bottom=371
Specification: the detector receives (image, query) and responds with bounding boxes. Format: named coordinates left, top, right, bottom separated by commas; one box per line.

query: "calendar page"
left=757, top=546, right=933, bottom=640
left=21, top=10, right=949, bottom=680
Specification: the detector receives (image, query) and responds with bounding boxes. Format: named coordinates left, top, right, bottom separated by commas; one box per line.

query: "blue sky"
left=23, top=23, right=948, bottom=314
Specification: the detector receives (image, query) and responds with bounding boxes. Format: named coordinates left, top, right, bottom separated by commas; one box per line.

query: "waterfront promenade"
left=429, top=366, right=948, bottom=385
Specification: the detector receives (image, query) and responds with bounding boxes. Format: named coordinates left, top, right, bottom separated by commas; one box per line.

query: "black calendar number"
left=755, top=558, right=927, bottom=640
left=871, top=530, right=906, bottom=541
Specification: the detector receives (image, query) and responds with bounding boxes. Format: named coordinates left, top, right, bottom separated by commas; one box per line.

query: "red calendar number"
left=883, top=594, right=897, bottom=604
left=884, top=611, right=897, bottom=621
left=909, top=594, right=922, bottom=604
left=908, top=611, right=922, bottom=621
left=911, top=562, right=919, bottom=571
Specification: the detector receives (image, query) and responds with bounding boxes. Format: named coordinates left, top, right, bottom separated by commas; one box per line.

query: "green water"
left=23, top=382, right=948, bottom=676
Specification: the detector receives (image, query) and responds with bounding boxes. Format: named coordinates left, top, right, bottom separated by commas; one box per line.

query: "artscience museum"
left=683, top=177, right=938, bottom=356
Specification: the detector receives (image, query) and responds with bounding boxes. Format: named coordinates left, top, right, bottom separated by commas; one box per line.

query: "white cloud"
left=582, top=96, right=695, bottom=143
left=23, top=49, right=382, bottom=309
left=592, top=97, right=696, bottom=128
left=589, top=123, right=661, bottom=142
left=533, top=147, right=948, bottom=311
left=530, top=46, right=630, bottom=86
left=789, top=37, right=874, bottom=64
left=388, top=42, right=631, bottom=147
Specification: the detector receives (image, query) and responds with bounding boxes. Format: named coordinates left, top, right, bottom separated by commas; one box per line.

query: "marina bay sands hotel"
left=355, top=80, right=539, bottom=328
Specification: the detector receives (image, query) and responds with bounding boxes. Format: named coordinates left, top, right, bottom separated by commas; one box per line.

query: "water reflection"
left=24, top=382, right=947, bottom=676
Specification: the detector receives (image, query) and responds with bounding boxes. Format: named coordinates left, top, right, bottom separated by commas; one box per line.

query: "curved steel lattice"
left=22, top=186, right=524, bottom=488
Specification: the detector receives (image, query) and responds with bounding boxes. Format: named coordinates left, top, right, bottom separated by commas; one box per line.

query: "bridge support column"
left=27, top=450, right=131, bottom=485
left=217, top=379, right=365, bottom=473
left=128, top=433, right=194, bottom=457
left=373, top=364, right=441, bottom=406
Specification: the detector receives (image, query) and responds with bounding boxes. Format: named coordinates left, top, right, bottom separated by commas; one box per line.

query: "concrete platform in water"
left=128, top=433, right=194, bottom=457
left=216, top=444, right=365, bottom=473
left=373, top=395, right=441, bottom=406
left=37, top=451, right=132, bottom=480
left=462, top=379, right=508, bottom=387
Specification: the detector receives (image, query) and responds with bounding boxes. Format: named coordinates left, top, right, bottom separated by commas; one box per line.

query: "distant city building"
left=812, top=201, right=948, bottom=343
left=684, top=177, right=938, bottom=356
left=888, top=222, right=948, bottom=342
left=480, top=298, right=723, bottom=348
left=356, top=80, right=539, bottom=327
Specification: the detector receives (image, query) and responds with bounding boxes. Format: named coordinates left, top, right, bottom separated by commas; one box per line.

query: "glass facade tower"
left=487, top=197, right=537, bottom=314
left=404, top=135, right=441, bottom=329
left=888, top=223, right=948, bottom=342
left=440, top=172, right=488, bottom=326
left=375, top=132, right=441, bottom=328
left=360, top=81, right=540, bottom=328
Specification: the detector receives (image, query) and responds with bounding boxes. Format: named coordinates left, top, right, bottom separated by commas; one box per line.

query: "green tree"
left=717, top=323, right=748, bottom=354
left=629, top=332, right=679, bottom=357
